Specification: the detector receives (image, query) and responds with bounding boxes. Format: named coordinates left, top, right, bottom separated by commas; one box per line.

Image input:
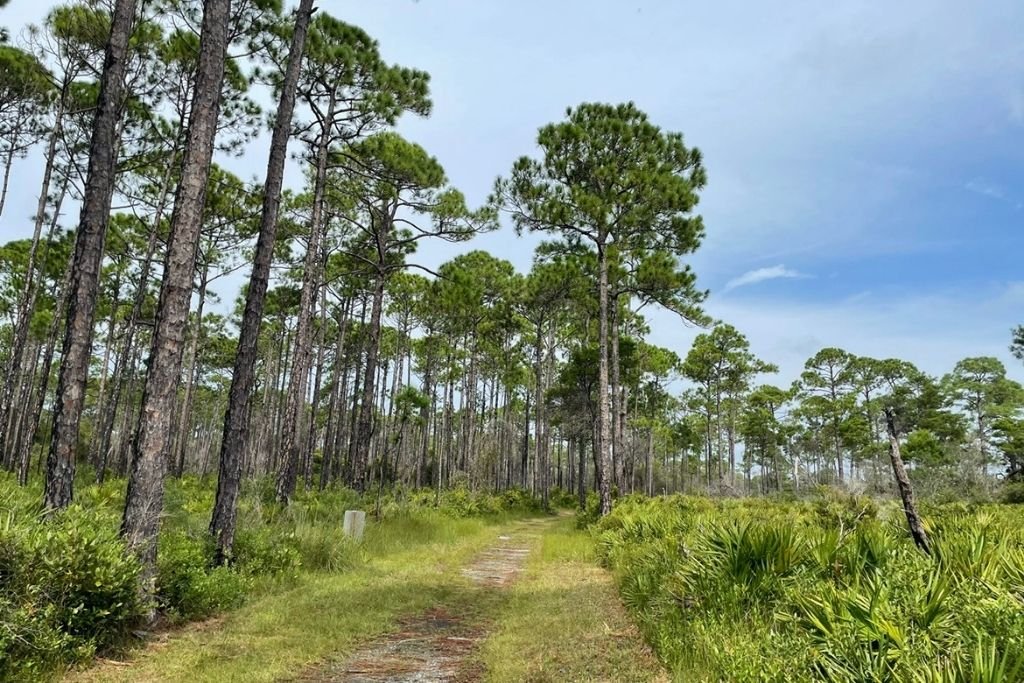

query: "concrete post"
left=343, top=509, right=366, bottom=540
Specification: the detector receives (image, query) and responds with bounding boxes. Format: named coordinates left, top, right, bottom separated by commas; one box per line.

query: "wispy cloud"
left=1009, top=88, right=1024, bottom=125
left=724, top=265, right=809, bottom=292
left=965, top=178, right=1006, bottom=200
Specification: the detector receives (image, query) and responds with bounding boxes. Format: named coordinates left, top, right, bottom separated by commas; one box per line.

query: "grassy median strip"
left=479, top=516, right=668, bottom=683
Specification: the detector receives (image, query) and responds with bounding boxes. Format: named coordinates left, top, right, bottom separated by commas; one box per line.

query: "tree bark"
left=352, top=272, right=386, bottom=492
left=275, top=101, right=334, bottom=504
left=211, top=0, right=315, bottom=560
left=44, top=0, right=137, bottom=510
left=122, top=0, right=231, bottom=594
left=610, top=302, right=624, bottom=493
left=95, top=158, right=172, bottom=482
left=303, top=290, right=328, bottom=489
left=885, top=408, right=930, bottom=555
left=173, top=260, right=209, bottom=476
left=596, top=246, right=613, bottom=515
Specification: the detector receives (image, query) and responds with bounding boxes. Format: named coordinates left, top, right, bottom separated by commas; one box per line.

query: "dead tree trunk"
left=885, top=408, right=930, bottom=555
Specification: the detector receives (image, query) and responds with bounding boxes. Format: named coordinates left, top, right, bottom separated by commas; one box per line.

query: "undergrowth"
left=595, top=493, right=1024, bottom=682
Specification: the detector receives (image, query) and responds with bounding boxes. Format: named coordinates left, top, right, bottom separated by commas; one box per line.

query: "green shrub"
left=232, top=526, right=302, bottom=577
left=156, top=532, right=249, bottom=621
left=999, top=482, right=1024, bottom=505
left=548, top=486, right=579, bottom=509
left=575, top=492, right=601, bottom=528
left=0, top=504, right=143, bottom=681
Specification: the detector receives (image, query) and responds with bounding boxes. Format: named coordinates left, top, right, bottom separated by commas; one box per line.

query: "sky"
left=2, top=0, right=1023, bottom=384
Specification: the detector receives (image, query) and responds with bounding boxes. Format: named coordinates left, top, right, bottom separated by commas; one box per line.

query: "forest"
left=2, top=0, right=1024, bottom=681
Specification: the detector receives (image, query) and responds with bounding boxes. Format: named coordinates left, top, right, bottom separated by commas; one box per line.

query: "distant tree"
left=273, top=16, right=431, bottom=503
left=517, top=258, right=576, bottom=506
left=994, top=417, right=1024, bottom=480
left=495, top=102, right=706, bottom=514
left=944, top=356, right=1023, bottom=476
left=681, top=324, right=770, bottom=489
left=796, top=348, right=857, bottom=483
left=1012, top=326, right=1024, bottom=364
left=741, top=385, right=790, bottom=492
left=311, top=132, right=493, bottom=496
left=0, top=45, right=51, bottom=218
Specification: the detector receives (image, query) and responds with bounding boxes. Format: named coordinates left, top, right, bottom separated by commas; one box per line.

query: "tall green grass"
left=596, top=493, right=1024, bottom=682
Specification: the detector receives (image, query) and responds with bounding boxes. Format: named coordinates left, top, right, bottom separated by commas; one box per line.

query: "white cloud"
left=1009, top=87, right=1024, bottom=125
left=724, top=265, right=809, bottom=292
left=965, top=178, right=1006, bottom=200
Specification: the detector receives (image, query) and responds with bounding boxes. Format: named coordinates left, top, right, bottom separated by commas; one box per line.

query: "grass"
left=1, top=468, right=551, bottom=681
left=65, top=510, right=534, bottom=682
left=64, top=511, right=666, bottom=683
left=479, top=515, right=668, bottom=682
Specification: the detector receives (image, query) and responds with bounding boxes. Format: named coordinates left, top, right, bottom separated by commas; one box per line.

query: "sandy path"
left=290, top=522, right=545, bottom=682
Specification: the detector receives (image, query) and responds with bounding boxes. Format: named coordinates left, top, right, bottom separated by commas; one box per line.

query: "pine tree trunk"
left=596, top=246, right=613, bottom=515
left=418, top=365, right=434, bottom=489
left=95, top=166, right=170, bottom=482
left=0, top=132, right=17, bottom=219
left=114, top=343, right=145, bottom=477
left=352, top=272, right=386, bottom=492
left=532, top=321, right=546, bottom=504
left=303, top=292, right=328, bottom=489
left=727, top=408, right=736, bottom=489
left=18, top=240, right=74, bottom=485
left=610, top=302, right=624, bottom=494
left=44, top=0, right=137, bottom=510
left=89, top=268, right=120, bottom=475
left=885, top=409, right=930, bottom=554
left=122, top=0, right=231, bottom=594
left=173, top=261, right=209, bottom=476
left=89, top=269, right=121, bottom=471
left=7, top=341, right=40, bottom=471
left=210, top=0, right=314, bottom=560
left=344, top=309, right=366, bottom=483
left=646, top=427, right=654, bottom=496
left=0, top=94, right=69, bottom=464
left=270, top=329, right=291, bottom=470
left=331, top=359, right=350, bottom=485
left=577, top=437, right=585, bottom=508
left=275, top=97, right=333, bottom=504
left=320, top=326, right=344, bottom=491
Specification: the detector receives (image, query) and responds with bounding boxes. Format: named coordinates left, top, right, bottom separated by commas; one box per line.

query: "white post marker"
left=343, top=510, right=366, bottom=540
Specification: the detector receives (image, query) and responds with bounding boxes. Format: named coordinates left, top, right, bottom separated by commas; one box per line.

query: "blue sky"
left=2, top=0, right=1022, bottom=382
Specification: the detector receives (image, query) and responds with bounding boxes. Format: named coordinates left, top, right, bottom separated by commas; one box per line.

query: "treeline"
left=680, top=330, right=1024, bottom=501
left=1, top=0, right=1022, bottom=602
